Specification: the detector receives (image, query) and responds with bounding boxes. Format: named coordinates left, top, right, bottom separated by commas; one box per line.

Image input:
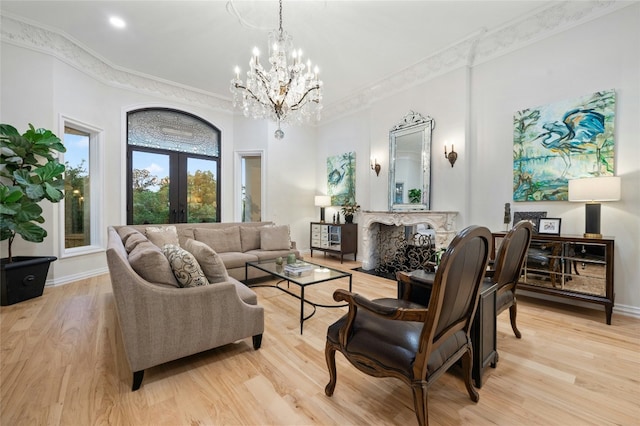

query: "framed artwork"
left=513, top=89, right=616, bottom=201
left=539, top=218, right=562, bottom=235
left=513, top=211, right=547, bottom=234
left=327, top=152, right=356, bottom=206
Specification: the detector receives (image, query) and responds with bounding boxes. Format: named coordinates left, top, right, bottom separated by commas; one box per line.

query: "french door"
left=127, top=148, right=219, bottom=224
left=126, top=108, right=220, bottom=225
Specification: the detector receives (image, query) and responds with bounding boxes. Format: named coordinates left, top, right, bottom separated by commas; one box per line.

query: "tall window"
left=127, top=109, right=221, bottom=224
left=61, top=118, right=102, bottom=254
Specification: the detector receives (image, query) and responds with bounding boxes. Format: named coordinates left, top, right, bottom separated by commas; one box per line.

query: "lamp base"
left=583, top=232, right=603, bottom=239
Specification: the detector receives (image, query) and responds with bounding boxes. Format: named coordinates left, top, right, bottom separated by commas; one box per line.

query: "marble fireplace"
left=360, top=211, right=458, bottom=270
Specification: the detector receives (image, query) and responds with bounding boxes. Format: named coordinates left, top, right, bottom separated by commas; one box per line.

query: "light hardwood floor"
left=2, top=254, right=639, bottom=425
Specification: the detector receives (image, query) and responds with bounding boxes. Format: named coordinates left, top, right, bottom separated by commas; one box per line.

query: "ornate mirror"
left=389, top=111, right=434, bottom=211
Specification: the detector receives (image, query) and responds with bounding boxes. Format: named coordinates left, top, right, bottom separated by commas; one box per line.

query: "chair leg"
left=132, top=370, right=144, bottom=391
left=509, top=303, right=522, bottom=338
left=324, top=341, right=337, bottom=396
left=411, top=382, right=428, bottom=426
left=462, top=348, right=479, bottom=402
left=253, top=334, right=263, bottom=350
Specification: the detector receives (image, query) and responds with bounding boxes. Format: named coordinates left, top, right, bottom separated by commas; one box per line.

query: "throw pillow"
left=240, top=226, right=264, bottom=252
left=118, top=227, right=148, bottom=253
left=128, top=240, right=180, bottom=288
left=146, top=225, right=179, bottom=248
left=162, top=244, right=209, bottom=288
left=184, top=239, right=229, bottom=284
left=193, top=227, right=242, bottom=253
left=260, top=225, right=291, bottom=251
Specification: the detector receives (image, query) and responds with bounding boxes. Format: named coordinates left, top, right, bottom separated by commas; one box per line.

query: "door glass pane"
left=242, top=156, right=262, bottom=222
left=187, top=157, right=217, bottom=223
left=131, top=151, right=170, bottom=224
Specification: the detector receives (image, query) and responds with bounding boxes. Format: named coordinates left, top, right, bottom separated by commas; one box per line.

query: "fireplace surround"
left=360, top=211, right=458, bottom=270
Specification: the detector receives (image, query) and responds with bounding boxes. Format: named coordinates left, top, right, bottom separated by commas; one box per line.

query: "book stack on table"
left=284, top=262, right=314, bottom=277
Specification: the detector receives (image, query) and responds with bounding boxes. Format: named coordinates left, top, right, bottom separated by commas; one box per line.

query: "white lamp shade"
left=568, top=176, right=621, bottom=202
left=314, top=195, right=332, bottom=207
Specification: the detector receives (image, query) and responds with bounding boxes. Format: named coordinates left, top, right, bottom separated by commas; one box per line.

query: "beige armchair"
left=106, top=227, right=264, bottom=391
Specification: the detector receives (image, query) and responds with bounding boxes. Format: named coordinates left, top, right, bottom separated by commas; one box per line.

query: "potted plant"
left=0, top=124, right=66, bottom=305
left=408, top=188, right=422, bottom=204
left=340, top=200, right=360, bottom=224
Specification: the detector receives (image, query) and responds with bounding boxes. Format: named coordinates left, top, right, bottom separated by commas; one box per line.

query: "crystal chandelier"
left=230, top=0, right=323, bottom=139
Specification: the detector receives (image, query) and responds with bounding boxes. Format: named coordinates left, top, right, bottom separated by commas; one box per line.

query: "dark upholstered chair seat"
left=327, top=298, right=467, bottom=378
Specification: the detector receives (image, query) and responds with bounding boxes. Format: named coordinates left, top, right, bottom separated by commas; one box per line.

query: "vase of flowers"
left=340, top=201, right=360, bottom=224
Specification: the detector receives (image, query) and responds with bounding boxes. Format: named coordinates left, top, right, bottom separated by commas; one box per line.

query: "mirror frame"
left=388, top=111, right=435, bottom=211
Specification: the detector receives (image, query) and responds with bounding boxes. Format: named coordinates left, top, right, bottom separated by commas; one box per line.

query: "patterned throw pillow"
left=162, top=244, right=209, bottom=288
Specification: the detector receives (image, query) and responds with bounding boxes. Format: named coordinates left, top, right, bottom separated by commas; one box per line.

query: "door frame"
left=234, top=150, right=266, bottom=222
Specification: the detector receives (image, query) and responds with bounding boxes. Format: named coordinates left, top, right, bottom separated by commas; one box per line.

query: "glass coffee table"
left=244, top=259, right=352, bottom=334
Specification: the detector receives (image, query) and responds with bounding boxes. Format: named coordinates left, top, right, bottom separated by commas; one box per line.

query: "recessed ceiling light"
left=109, top=16, right=126, bottom=29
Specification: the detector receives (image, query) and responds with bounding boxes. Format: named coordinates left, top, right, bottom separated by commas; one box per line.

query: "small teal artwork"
left=327, top=152, right=356, bottom=206
left=513, top=89, right=615, bottom=201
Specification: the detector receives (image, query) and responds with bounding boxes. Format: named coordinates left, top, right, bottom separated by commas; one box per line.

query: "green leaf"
left=0, top=185, right=23, bottom=204
left=44, top=182, right=64, bottom=202
left=15, top=221, right=47, bottom=243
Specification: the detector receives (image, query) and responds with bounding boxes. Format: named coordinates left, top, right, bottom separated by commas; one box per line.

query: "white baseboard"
left=46, top=267, right=109, bottom=287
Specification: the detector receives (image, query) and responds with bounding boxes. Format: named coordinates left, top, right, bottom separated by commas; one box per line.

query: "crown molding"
left=1, top=1, right=631, bottom=123
left=322, top=0, right=630, bottom=123
left=0, top=13, right=233, bottom=112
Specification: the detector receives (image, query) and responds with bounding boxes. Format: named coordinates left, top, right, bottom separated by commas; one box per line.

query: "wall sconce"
left=314, top=195, right=332, bottom=223
left=370, top=159, right=381, bottom=176
left=444, top=145, right=457, bottom=167
left=568, top=176, right=621, bottom=238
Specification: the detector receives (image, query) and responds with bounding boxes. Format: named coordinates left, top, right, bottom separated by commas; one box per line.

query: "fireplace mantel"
left=360, top=210, right=458, bottom=270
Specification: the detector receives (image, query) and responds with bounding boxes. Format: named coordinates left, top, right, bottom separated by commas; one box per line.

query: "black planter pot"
left=1, top=256, right=57, bottom=306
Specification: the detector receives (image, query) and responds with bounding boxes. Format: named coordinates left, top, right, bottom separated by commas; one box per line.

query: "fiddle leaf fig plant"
left=0, top=124, right=66, bottom=262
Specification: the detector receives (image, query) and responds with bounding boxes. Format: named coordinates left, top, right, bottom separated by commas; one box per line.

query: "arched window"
left=126, top=108, right=221, bottom=224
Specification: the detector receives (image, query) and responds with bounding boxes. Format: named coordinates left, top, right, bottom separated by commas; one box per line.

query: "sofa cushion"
left=118, top=227, right=149, bottom=253
left=162, top=244, right=209, bottom=288
left=218, top=252, right=259, bottom=270
left=184, top=238, right=229, bottom=284
left=194, top=227, right=242, bottom=253
left=128, top=239, right=180, bottom=288
left=260, top=225, right=291, bottom=250
left=145, top=225, right=179, bottom=248
left=240, top=226, right=264, bottom=252
left=247, top=249, right=299, bottom=262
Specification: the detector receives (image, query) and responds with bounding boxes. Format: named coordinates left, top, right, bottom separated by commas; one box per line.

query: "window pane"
left=64, top=127, right=90, bottom=248
left=187, top=158, right=217, bottom=223
left=242, top=156, right=262, bottom=222
left=131, top=151, right=171, bottom=224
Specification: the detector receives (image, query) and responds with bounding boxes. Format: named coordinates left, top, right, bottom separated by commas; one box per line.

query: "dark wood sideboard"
left=310, top=222, right=357, bottom=263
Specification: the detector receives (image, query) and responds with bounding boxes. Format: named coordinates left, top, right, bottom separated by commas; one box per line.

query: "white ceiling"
left=1, top=1, right=554, bottom=108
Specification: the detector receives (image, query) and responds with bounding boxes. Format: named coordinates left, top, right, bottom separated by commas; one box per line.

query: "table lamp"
left=568, top=176, right=621, bottom=238
left=314, top=195, right=332, bottom=223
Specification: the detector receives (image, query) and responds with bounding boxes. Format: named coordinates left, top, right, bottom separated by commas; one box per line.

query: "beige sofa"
left=106, top=221, right=297, bottom=391
left=125, top=221, right=300, bottom=281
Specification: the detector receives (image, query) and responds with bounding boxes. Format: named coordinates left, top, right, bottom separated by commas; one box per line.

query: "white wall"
left=2, top=5, right=638, bottom=313
left=317, top=5, right=640, bottom=312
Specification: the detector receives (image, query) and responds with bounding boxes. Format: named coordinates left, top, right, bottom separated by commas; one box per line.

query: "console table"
left=310, top=222, right=357, bottom=263
left=492, top=232, right=614, bottom=324
left=397, top=270, right=497, bottom=388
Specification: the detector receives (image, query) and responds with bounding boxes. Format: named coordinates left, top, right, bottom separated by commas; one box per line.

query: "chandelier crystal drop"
left=230, top=0, right=323, bottom=139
